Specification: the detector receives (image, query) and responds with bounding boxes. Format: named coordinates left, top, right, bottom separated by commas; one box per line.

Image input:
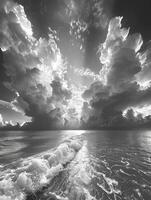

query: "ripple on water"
left=1, top=133, right=151, bottom=200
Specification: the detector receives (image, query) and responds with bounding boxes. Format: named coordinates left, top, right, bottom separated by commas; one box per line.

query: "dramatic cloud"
left=1, top=0, right=151, bottom=129
left=0, top=0, right=83, bottom=129
left=0, top=99, right=30, bottom=125
left=81, top=17, right=151, bottom=128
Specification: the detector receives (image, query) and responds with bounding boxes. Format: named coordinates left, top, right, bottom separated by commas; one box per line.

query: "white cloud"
left=98, top=17, right=143, bottom=91
left=0, top=113, right=4, bottom=126
left=0, top=0, right=85, bottom=128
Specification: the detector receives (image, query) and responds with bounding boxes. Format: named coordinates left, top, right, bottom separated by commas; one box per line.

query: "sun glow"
left=62, top=84, right=85, bottom=127
left=1, top=0, right=151, bottom=128
left=123, top=105, right=151, bottom=118
left=5, top=1, right=33, bottom=38
left=138, top=81, right=151, bottom=90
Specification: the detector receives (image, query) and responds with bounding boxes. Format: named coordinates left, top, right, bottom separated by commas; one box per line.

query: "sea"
left=0, top=130, right=151, bottom=200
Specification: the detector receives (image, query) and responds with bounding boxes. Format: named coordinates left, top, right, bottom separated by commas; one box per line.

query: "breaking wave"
left=1, top=131, right=151, bottom=200
left=0, top=135, right=85, bottom=200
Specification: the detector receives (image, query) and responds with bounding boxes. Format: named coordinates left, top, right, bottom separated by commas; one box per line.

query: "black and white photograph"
left=0, top=0, right=151, bottom=199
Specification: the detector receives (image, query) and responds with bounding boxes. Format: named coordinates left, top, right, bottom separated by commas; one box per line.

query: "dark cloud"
left=82, top=85, right=151, bottom=128
left=0, top=49, right=15, bottom=101
left=51, top=80, right=72, bottom=102
left=91, top=84, right=151, bottom=113
left=14, top=0, right=109, bottom=72
left=82, top=81, right=110, bottom=100
left=0, top=99, right=30, bottom=125
left=0, top=0, right=73, bottom=129
left=21, top=102, right=63, bottom=130
left=1, top=0, right=151, bottom=130
left=81, top=17, right=151, bottom=129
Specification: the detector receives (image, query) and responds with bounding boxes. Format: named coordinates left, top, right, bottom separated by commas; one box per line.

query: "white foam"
left=62, top=141, right=94, bottom=200
left=16, top=172, right=33, bottom=191
left=94, top=169, right=121, bottom=195
left=0, top=136, right=83, bottom=200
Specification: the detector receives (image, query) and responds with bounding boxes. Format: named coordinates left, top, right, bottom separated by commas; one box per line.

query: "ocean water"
left=0, top=130, right=151, bottom=200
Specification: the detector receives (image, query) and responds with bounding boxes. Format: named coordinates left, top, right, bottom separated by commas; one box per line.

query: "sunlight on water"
left=0, top=130, right=151, bottom=200
left=0, top=133, right=85, bottom=200
left=61, top=130, right=86, bottom=137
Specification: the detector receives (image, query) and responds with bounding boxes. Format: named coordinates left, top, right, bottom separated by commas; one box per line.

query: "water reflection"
left=0, top=130, right=151, bottom=199
left=0, top=130, right=64, bottom=164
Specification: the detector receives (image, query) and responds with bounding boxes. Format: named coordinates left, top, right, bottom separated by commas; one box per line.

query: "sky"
left=0, top=0, right=151, bottom=129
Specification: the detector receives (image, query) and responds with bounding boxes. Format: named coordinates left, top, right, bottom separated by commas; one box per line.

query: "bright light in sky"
left=138, top=81, right=151, bottom=90
left=123, top=105, right=151, bottom=118
left=5, top=1, right=33, bottom=37
left=1, top=0, right=151, bottom=129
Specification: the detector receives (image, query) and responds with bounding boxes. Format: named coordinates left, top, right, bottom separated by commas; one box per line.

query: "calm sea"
left=0, top=130, right=151, bottom=200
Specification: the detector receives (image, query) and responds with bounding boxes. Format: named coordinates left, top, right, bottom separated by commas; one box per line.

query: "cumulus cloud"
left=1, top=0, right=151, bottom=129
left=98, top=17, right=142, bottom=91
left=0, top=99, right=21, bottom=113
left=0, top=99, right=30, bottom=125
left=135, top=43, right=151, bottom=87
left=81, top=17, right=151, bottom=128
left=0, top=0, right=80, bottom=129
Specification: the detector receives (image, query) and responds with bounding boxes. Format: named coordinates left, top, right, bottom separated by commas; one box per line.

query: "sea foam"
left=0, top=136, right=83, bottom=200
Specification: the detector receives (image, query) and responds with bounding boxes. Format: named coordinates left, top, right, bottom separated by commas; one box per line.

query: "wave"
left=1, top=132, right=148, bottom=200
left=0, top=134, right=123, bottom=200
left=0, top=135, right=84, bottom=200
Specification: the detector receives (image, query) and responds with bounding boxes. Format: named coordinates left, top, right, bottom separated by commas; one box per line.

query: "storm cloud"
left=1, top=0, right=151, bottom=129
left=0, top=0, right=76, bottom=129
left=81, top=17, right=151, bottom=128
